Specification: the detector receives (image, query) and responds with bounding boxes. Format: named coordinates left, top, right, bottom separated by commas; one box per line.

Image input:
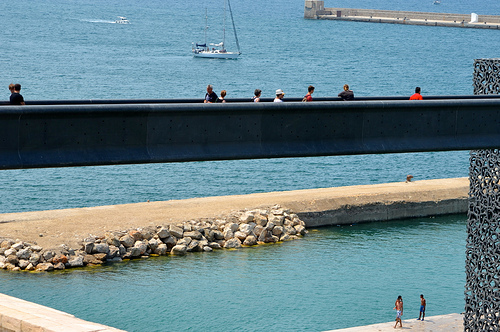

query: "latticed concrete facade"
left=465, top=59, right=500, bottom=331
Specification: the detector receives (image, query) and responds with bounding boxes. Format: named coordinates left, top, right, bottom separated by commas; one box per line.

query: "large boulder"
left=253, top=225, right=265, bottom=237
left=105, top=233, right=121, bottom=247
left=133, top=241, right=148, bottom=255
left=148, top=239, right=160, bottom=252
left=213, top=230, right=224, bottom=240
left=224, top=238, right=242, bottom=249
left=162, top=236, right=176, bottom=249
left=170, top=245, right=187, bottom=256
left=238, top=223, right=256, bottom=236
left=120, top=234, right=135, bottom=248
left=253, top=213, right=268, bottom=226
left=108, top=245, right=120, bottom=259
left=184, top=230, right=203, bottom=240
left=239, top=211, right=254, bottom=223
left=234, top=231, right=247, bottom=241
left=169, top=225, right=184, bottom=238
left=225, top=223, right=239, bottom=233
left=223, top=229, right=234, bottom=241
left=36, top=263, right=54, bottom=271
left=294, top=225, right=308, bottom=235
left=129, top=230, right=143, bottom=242
left=83, top=254, right=103, bottom=265
left=6, top=255, right=19, bottom=265
left=243, top=235, right=257, bottom=246
left=154, top=244, right=168, bottom=255
left=272, top=226, right=284, bottom=237
left=12, top=242, right=24, bottom=251
left=0, top=240, right=14, bottom=248
left=53, top=262, right=66, bottom=270
left=284, top=225, right=297, bottom=235
left=16, top=248, right=31, bottom=260
left=52, top=254, right=68, bottom=264
left=177, top=237, right=192, bottom=246
left=18, top=259, right=29, bottom=270
left=4, top=248, right=16, bottom=257
left=187, top=240, right=201, bottom=252
left=157, top=227, right=171, bottom=239
left=28, top=252, right=41, bottom=266
left=208, top=242, right=222, bottom=250
left=93, top=243, right=110, bottom=254
left=269, top=215, right=285, bottom=226
left=67, top=255, right=84, bottom=267
left=83, top=242, right=94, bottom=254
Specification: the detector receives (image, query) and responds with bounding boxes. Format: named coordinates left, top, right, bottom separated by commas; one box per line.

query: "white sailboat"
left=192, top=0, right=241, bottom=59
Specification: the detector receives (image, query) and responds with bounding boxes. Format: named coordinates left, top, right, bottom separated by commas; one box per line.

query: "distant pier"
left=304, top=0, right=500, bottom=29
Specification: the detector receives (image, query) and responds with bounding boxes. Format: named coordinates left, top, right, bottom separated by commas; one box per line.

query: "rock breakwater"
left=0, top=205, right=307, bottom=272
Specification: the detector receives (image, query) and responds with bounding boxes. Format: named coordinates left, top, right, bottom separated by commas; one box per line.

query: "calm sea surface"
left=0, top=0, right=493, bottom=330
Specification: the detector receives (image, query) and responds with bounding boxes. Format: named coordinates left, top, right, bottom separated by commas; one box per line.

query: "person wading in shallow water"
left=394, top=295, right=403, bottom=328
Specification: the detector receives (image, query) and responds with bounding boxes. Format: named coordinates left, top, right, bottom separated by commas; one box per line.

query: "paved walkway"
left=324, top=313, right=463, bottom=331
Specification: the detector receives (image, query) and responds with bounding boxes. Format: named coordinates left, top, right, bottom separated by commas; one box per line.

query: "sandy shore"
left=0, top=178, right=468, bottom=250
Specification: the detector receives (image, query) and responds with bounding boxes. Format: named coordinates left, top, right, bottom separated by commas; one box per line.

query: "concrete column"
left=464, top=59, right=500, bottom=331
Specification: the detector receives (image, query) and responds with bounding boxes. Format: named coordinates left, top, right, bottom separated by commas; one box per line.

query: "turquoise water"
left=0, top=216, right=465, bottom=331
left=0, top=0, right=489, bottom=330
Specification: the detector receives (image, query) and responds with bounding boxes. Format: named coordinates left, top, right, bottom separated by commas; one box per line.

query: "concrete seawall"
left=304, top=0, right=500, bottom=29
left=0, top=293, right=125, bottom=332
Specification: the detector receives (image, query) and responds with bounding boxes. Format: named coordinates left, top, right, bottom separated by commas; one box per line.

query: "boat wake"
left=80, top=19, right=116, bottom=24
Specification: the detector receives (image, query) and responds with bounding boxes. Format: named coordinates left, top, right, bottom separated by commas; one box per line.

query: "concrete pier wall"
left=0, top=293, right=125, bottom=332
left=305, top=1, right=500, bottom=29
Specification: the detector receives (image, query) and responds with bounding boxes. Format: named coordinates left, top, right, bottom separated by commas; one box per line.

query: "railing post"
left=465, top=58, right=500, bottom=331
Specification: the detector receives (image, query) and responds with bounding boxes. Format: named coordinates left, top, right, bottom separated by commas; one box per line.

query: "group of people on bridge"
left=204, top=84, right=423, bottom=103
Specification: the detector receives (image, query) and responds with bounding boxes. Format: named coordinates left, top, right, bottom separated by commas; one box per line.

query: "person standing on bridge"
left=303, top=85, right=315, bottom=101
left=274, top=89, right=285, bottom=102
left=409, top=87, right=423, bottom=100
left=204, top=84, right=218, bottom=103
left=253, top=89, right=262, bottom=102
left=338, top=84, right=354, bottom=101
left=394, top=295, right=403, bottom=328
left=10, top=83, right=25, bottom=105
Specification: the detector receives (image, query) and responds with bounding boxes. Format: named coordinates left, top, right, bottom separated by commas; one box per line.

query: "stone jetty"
left=305, top=0, right=500, bottom=29
left=0, top=205, right=307, bottom=272
left=0, top=178, right=468, bottom=272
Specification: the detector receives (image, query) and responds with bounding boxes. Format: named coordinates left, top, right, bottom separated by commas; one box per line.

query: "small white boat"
left=115, top=16, right=130, bottom=24
left=433, top=1, right=441, bottom=4
left=192, top=0, right=241, bottom=59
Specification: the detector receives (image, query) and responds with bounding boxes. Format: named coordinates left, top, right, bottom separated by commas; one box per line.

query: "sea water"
left=0, top=0, right=495, bottom=330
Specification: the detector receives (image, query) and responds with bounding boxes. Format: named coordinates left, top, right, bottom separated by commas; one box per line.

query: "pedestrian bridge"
left=0, top=95, right=499, bottom=169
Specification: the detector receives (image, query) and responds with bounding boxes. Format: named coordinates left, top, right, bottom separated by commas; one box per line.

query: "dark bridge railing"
left=1, top=95, right=499, bottom=169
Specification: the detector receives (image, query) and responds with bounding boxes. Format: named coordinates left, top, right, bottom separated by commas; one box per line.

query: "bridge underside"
left=1, top=96, right=499, bottom=169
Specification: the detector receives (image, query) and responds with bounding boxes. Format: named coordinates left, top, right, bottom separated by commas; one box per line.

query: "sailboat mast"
left=227, top=0, right=241, bottom=54
left=204, top=8, right=209, bottom=50
left=223, top=0, right=227, bottom=48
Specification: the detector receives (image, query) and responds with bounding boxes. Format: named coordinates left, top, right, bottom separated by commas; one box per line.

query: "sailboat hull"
left=193, top=51, right=240, bottom=59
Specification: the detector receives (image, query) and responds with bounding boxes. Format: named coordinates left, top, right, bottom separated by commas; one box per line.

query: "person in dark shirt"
left=10, top=83, right=25, bottom=105
left=204, top=84, right=218, bottom=103
left=338, top=84, right=354, bottom=101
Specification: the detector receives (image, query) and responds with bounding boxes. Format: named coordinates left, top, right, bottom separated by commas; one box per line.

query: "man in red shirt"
left=410, top=87, right=423, bottom=100
left=303, top=85, right=314, bottom=102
